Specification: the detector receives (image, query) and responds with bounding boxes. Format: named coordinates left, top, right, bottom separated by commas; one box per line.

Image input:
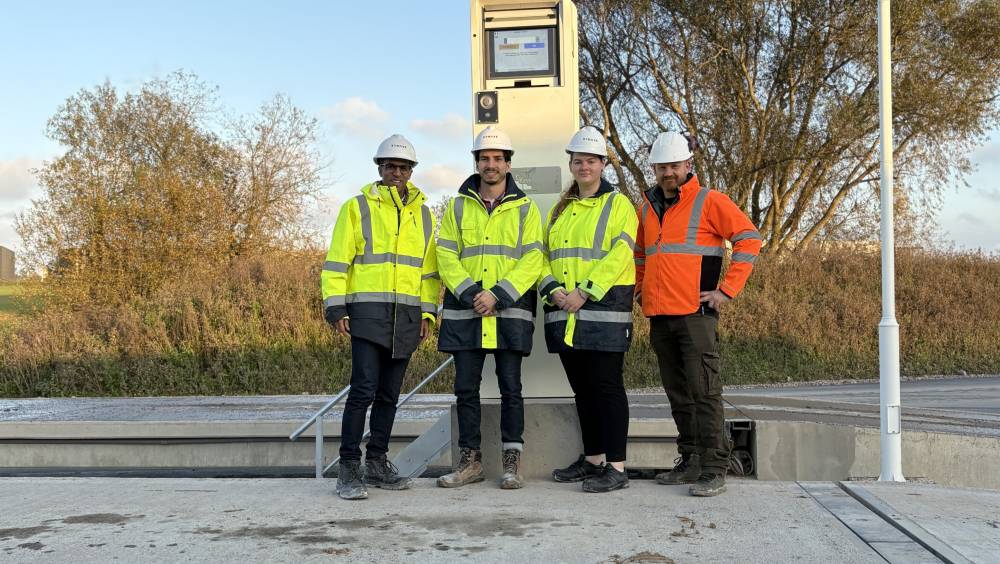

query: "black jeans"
left=339, top=337, right=410, bottom=461
left=558, top=350, right=629, bottom=463
left=453, top=349, right=524, bottom=450
left=649, top=312, right=730, bottom=472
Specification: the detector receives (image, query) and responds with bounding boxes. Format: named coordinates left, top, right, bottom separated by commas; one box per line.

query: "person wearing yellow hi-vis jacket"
left=435, top=127, right=543, bottom=490
left=321, top=134, right=440, bottom=501
left=540, top=126, right=638, bottom=494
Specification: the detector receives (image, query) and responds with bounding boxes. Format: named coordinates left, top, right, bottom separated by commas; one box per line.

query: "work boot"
left=364, top=454, right=413, bottom=490
left=689, top=472, right=727, bottom=497
left=552, top=454, right=605, bottom=483
left=582, top=464, right=629, bottom=493
left=437, top=447, right=484, bottom=488
left=499, top=448, right=524, bottom=489
left=655, top=454, right=702, bottom=485
left=336, top=460, right=368, bottom=500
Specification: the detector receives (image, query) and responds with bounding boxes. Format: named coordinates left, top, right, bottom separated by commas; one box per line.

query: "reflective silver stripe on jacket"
left=455, top=277, right=476, bottom=297
left=495, top=279, right=521, bottom=302
left=442, top=308, right=534, bottom=322
left=352, top=193, right=430, bottom=267
left=731, top=229, right=762, bottom=243
left=731, top=252, right=757, bottom=264
left=324, top=296, right=345, bottom=307
left=547, top=194, right=617, bottom=263
left=461, top=244, right=521, bottom=259
left=421, top=271, right=439, bottom=280
left=344, top=292, right=422, bottom=307
left=421, top=301, right=437, bottom=314
left=644, top=189, right=725, bottom=258
left=544, top=310, right=632, bottom=323
left=437, top=238, right=459, bottom=252
left=323, top=261, right=349, bottom=273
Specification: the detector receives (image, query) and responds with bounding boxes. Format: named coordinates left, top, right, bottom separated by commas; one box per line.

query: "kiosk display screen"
left=488, top=27, right=558, bottom=79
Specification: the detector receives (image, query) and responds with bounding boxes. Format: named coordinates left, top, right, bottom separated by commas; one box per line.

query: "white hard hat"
left=649, top=131, right=693, bottom=164
left=373, top=134, right=418, bottom=165
left=471, top=126, right=514, bottom=155
left=565, top=126, right=608, bottom=157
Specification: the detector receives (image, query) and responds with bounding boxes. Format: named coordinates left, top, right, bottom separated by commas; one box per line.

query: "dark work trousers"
left=558, top=350, right=629, bottom=463
left=453, top=349, right=525, bottom=450
left=649, top=311, right=731, bottom=472
left=338, top=337, right=411, bottom=462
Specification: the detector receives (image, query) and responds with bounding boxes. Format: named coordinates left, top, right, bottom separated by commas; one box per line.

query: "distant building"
left=0, top=246, right=15, bottom=280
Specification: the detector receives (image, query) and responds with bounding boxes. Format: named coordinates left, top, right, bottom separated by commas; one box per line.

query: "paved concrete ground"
left=862, top=482, right=1000, bottom=562
left=1, top=478, right=886, bottom=563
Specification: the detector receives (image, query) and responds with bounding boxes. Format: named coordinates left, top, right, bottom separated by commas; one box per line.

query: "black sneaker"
left=552, top=454, right=605, bottom=483
left=655, top=454, right=702, bottom=485
left=364, top=455, right=413, bottom=490
left=689, top=472, right=727, bottom=497
left=582, top=464, right=629, bottom=493
left=336, top=460, right=368, bottom=500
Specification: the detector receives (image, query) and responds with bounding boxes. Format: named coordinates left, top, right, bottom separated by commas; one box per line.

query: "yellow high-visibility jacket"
left=436, top=173, right=543, bottom=353
left=539, top=179, right=638, bottom=352
left=321, top=181, right=439, bottom=358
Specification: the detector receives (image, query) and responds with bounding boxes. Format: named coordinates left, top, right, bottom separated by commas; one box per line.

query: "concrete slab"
left=860, top=481, right=1000, bottom=563
left=0, top=478, right=884, bottom=563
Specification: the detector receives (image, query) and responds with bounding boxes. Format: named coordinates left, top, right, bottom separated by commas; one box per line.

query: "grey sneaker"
left=437, top=447, right=485, bottom=488
left=552, top=454, right=604, bottom=483
left=655, top=454, right=702, bottom=485
left=365, top=455, right=413, bottom=490
left=336, top=460, right=368, bottom=500
left=500, top=448, right=524, bottom=489
left=689, top=472, right=727, bottom=497
left=582, top=464, right=629, bottom=493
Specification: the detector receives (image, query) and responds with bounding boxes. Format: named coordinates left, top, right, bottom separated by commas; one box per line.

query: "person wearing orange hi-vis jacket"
left=634, top=131, right=762, bottom=497
left=321, top=134, right=439, bottom=501
left=539, top=126, right=638, bottom=493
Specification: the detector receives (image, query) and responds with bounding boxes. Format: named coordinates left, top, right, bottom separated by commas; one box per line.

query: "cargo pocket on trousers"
left=702, top=352, right=722, bottom=396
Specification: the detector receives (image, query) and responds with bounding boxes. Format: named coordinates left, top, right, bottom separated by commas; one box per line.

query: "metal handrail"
left=290, top=355, right=454, bottom=479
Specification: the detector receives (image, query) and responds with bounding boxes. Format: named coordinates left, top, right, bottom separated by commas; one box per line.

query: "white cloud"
left=413, top=163, right=468, bottom=196
left=0, top=157, right=41, bottom=203
left=320, top=97, right=390, bottom=140
left=411, top=113, right=469, bottom=141
left=955, top=212, right=988, bottom=227
left=971, top=140, right=1000, bottom=164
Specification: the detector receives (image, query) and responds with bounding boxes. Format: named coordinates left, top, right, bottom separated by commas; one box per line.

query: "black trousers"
left=649, top=312, right=731, bottom=472
left=453, top=349, right=525, bottom=450
left=339, top=337, right=410, bottom=461
left=558, top=350, right=629, bottom=463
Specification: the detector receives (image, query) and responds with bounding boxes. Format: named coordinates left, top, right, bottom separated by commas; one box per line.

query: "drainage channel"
left=798, top=482, right=970, bottom=564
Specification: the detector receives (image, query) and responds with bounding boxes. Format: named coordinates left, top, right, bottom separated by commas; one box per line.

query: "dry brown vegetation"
left=2, top=247, right=997, bottom=397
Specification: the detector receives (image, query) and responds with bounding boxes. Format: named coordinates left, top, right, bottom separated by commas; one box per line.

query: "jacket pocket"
left=702, top=352, right=722, bottom=396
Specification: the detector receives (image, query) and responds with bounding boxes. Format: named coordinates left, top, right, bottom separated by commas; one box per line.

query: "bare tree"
left=579, top=0, right=1000, bottom=253
left=16, top=72, right=324, bottom=303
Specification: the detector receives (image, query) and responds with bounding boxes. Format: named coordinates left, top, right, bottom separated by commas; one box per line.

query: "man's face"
left=476, top=150, right=510, bottom=185
left=379, top=159, right=413, bottom=189
left=569, top=153, right=605, bottom=185
left=653, top=160, right=692, bottom=193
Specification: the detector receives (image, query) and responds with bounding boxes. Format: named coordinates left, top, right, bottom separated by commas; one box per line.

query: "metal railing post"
left=315, top=415, right=324, bottom=479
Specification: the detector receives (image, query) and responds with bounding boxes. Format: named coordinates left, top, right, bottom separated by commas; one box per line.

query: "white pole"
left=877, top=0, right=904, bottom=482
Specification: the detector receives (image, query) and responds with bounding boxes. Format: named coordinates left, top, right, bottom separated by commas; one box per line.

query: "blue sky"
left=1, top=1, right=998, bottom=254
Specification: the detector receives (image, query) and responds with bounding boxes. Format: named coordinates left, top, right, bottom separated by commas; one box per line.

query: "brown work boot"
left=499, top=448, right=524, bottom=489
left=437, top=447, right=484, bottom=488
left=655, top=454, right=701, bottom=485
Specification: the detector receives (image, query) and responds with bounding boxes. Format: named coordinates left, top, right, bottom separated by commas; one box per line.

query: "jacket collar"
left=458, top=172, right=527, bottom=207
left=364, top=181, right=426, bottom=207
left=572, top=178, right=617, bottom=206
left=643, top=173, right=700, bottom=207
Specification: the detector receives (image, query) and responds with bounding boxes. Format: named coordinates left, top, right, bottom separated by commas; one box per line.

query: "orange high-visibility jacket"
left=635, top=174, right=762, bottom=316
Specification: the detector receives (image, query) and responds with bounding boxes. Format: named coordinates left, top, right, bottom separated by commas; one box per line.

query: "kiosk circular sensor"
left=479, top=93, right=496, bottom=109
